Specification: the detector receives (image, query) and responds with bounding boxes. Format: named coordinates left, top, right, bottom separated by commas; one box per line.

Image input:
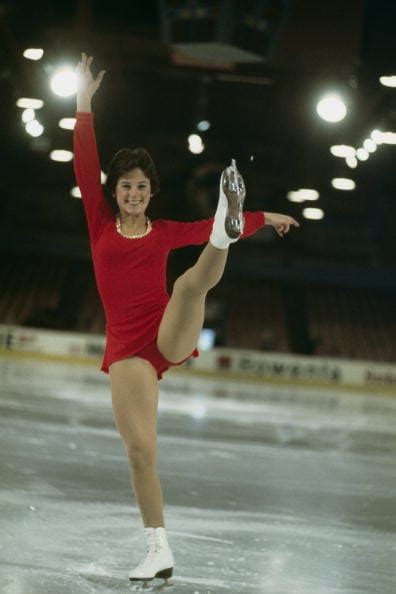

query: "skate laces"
left=147, top=530, right=161, bottom=554
left=133, top=536, right=160, bottom=573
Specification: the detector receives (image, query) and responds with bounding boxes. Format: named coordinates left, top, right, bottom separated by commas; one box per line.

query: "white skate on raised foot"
left=222, top=158, right=246, bottom=239
left=129, top=527, right=174, bottom=586
left=209, top=158, right=247, bottom=250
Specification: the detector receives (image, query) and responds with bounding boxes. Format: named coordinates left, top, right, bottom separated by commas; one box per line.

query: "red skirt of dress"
left=100, top=309, right=199, bottom=379
left=101, top=338, right=199, bottom=379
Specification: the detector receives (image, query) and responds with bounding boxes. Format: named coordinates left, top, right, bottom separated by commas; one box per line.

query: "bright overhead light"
left=330, top=145, right=356, bottom=158
left=331, top=178, right=356, bottom=190
left=287, top=189, right=319, bottom=202
left=197, top=120, right=211, bottom=131
left=363, top=138, right=377, bottom=153
left=287, top=191, right=305, bottom=203
left=303, top=207, right=324, bottom=220
left=50, top=67, right=77, bottom=97
left=297, top=188, right=319, bottom=200
left=70, top=186, right=82, bottom=198
left=59, top=118, right=76, bottom=130
left=101, top=171, right=107, bottom=183
left=188, top=133, right=202, bottom=144
left=370, top=129, right=382, bottom=143
left=50, top=150, right=73, bottom=162
left=316, top=93, right=347, bottom=122
left=17, top=97, right=44, bottom=109
left=368, top=129, right=396, bottom=144
left=380, top=131, right=396, bottom=144
left=188, top=133, right=205, bottom=154
left=21, top=108, right=35, bottom=123
left=356, top=148, right=369, bottom=161
left=23, top=48, right=44, bottom=60
left=346, top=156, right=358, bottom=168
left=379, top=75, right=396, bottom=88
left=25, top=120, right=44, bottom=137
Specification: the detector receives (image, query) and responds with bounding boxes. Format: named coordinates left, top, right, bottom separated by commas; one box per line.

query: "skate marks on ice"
left=1, top=357, right=396, bottom=593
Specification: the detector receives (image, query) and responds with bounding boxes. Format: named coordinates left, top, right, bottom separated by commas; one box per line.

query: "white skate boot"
left=222, top=158, right=246, bottom=239
left=210, top=158, right=246, bottom=249
left=129, top=527, right=175, bottom=583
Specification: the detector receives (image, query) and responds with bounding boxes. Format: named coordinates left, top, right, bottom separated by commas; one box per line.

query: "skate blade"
left=130, top=566, right=173, bottom=582
left=221, top=170, right=245, bottom=239
left=130, top=579, right=174, bottom=592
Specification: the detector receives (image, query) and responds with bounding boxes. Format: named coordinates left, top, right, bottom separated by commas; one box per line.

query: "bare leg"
left=157, top=243, right=229, bottom=363
left=109, top=357, right=165, bottom=528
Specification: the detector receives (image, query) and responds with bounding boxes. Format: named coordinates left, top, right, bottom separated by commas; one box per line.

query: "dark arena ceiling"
left=0, top=0, right=395, bottom=288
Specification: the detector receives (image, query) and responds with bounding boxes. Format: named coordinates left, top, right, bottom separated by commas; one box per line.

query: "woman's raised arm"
left=73, top=53, right=112, bottom=242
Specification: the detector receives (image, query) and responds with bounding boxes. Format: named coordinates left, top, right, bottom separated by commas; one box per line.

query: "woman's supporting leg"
left=157, top=243, right=229, bottom=363
left=109, top=357, right=165, bottom=528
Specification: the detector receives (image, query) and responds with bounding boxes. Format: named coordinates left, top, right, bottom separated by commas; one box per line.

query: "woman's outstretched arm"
left=165, top=211, right=299, bottom=250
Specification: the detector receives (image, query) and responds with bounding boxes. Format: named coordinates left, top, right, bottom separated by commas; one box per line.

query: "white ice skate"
left=210, top=158, right=247, bottom=250
left=129, top=527, right=174, bottom=583
left=222, top=158, right=246, bottom=239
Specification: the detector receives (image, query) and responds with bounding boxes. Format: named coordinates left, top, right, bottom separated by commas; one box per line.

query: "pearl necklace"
left=116, top=215, right=152, bottom=239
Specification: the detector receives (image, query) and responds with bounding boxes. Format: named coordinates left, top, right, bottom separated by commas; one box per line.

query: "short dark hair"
left=104, top=148, right=160, bottom=209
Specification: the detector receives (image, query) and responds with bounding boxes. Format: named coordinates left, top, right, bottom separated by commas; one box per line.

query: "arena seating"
left=1, top=258, right=394, bottom=363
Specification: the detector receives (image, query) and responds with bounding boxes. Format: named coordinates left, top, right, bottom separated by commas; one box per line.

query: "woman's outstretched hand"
left=264, top=212, right=300, bottom=237
left=75, top=52, right=105, bottom=100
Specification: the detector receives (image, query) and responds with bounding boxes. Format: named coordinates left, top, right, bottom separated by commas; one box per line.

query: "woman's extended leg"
left=157, top=243, right=229, bottom=363
left=109, top=357, right=164, bottom=528
left=158, top=162, right=246, bottom=363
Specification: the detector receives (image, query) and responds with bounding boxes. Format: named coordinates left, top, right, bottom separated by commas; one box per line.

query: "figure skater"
left=73, top=52, right=299, bottom=584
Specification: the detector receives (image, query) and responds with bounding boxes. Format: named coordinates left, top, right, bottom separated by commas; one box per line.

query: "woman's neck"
left=118, top=213, right=147, bottom=232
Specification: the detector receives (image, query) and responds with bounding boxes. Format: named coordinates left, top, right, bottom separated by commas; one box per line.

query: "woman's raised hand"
left=75, top=52, right=105, bottom=99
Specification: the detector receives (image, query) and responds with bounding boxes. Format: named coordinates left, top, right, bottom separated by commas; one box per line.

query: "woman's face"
left=114, top=168, right=152, bottom=217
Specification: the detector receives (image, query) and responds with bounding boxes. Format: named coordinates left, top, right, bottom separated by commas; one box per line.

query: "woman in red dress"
left=74, top=53, right=299, bottom=583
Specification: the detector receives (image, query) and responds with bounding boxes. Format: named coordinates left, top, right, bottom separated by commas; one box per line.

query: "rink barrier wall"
left=0, top=324, right=395, bottom=396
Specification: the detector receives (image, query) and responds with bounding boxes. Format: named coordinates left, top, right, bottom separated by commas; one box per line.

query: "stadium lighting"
left=188, top=133, right=205, bottom=154
left=287, top=189, right=319, bottom=202
left=380, top=132, right=396, bottom=144
left=50, top=150, right=73, bottom=162
left=287, top=191, right=305, bottom=203
left=50, top=67, right=77, bottom=97
left=59, top=118, right=76, bottom=130
left=22, top=108, right=35, bottom=123
left=356, top=148, right=369, bottom=161
left=70, top=186, right=82, bottom=198
left=371, top=130, right=396, bottom=144
left=316, top=93, right=347, bottom=122
left=331, top=178, right=356, bottom=190
left=370, top=129, right=382, bottom=143
left=330, top=145, right=356, bottom=158
left=363, top=138, right=377, bottom=153
left=345, top=156, right=358, bottom=168
left=297, top=188, right=319, bottom=200
left=379, top=75, right=396, bottom=88
left=197, top=120, right=211, bottom=131
left=17, top=98, right=44, bottom=109
left=302, top=207, right=324, bottom=220
left=23, top=48, right=44, bottom=60
left=25, top=120, right=44, bottom=137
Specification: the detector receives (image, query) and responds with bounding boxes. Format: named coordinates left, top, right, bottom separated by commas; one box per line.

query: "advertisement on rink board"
left=0, top=325, right=105, bottom=358
left=0, top=325, right=395, bottom=393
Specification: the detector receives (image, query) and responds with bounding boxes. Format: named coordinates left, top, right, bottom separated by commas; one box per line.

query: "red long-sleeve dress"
left=73, top=112, right=266, bottom=375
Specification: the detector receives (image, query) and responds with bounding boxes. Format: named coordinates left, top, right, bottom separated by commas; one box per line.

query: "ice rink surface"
left=0, top=355, right=395, bottom=594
